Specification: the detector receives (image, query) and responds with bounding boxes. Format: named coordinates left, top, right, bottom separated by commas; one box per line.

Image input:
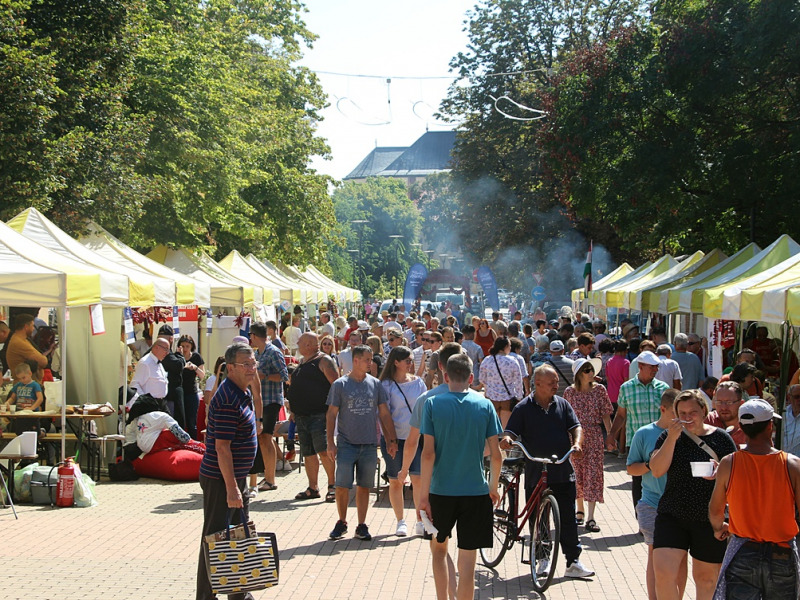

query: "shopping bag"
left=203, top=507, right=279, bottom=594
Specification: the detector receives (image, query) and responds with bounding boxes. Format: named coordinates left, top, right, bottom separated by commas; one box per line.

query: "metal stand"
left=0, top=463, right=18, bottom=519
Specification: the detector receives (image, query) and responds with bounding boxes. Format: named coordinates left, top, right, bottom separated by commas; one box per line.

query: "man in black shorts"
left=249, top=322, right=288, bottom=493
left=419, top=354, right=503, bottom=600
left=289, top=332, right=339, bottom=501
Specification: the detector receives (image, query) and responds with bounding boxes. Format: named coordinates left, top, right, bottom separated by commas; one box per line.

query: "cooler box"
left=30, top=466, right=57, bottom=505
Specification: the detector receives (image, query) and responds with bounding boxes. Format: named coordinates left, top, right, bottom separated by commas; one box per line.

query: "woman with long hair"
left=177, top=334, right=205, bottom=440
left=319, top=334, right=339, bottom=370
left=379, top=346, right=427, bottom=536
left=564, top=358, right=613, bottom=532
left=475, top=318, right=497, bottom=357
left=478, top=336, right=523, bottom=428
left=366, top=335, right=384, bottom=378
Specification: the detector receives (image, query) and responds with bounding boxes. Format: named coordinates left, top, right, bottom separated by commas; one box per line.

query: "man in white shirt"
left=783, top=384, right=800, bottom=456
left=337, top=331, right=361, bottom=376
left=318, top=312, right=335, bottom=338
left=655, top=344, right=683, bottom=390
left=383, top=313, right=402, bottom=334
left=129, top=337, right=170, bottom=402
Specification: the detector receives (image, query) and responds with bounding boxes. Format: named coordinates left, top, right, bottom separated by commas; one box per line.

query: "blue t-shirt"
left=420, top=390, right=502, bottom=496
left=200, top=378, right=257, bottom=480
left=326, top=374, right=388, bottom=445
left=626, top=422, right=668, bottom=508
left=505, top=395, right=580, bottom=486
left=11, top=381, right=43, bottom=410
left=409, top=383, right=449, bottom=430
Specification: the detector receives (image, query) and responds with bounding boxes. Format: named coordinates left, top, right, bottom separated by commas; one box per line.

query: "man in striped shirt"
left=196, top=342, right=259, bottom=600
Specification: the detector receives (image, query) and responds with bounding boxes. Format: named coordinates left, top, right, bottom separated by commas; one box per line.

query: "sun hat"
left=571, top=357, right=603, bottom=377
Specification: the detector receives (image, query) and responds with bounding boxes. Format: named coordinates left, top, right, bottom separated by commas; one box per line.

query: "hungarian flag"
left=583, top=241, right=593, bottom=294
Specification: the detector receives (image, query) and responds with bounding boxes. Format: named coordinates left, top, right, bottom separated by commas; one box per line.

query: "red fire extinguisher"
left=56, top=458, right=75, bottom=507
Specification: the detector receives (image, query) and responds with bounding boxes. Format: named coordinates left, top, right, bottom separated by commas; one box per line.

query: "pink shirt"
left=605, top=355, right=631, bottom=403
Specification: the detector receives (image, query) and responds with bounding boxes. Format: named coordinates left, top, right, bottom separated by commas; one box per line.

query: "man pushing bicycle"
left=501, top=363, right=596, bottom=579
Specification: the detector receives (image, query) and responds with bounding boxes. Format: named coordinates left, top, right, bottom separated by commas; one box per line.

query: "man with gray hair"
left=655, top=344, right=682, bottom=390
left=196, top=342, right=259, bottom=600
left=671, top=333, right=703, bottom=390
left=318, top=312, right=335, bottom=338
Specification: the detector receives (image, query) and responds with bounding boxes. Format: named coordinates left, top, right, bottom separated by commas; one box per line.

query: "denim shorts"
left=636, top=501, right=658, bottom=545
left=295, top=413, right=327, bottom=457
left=335, top=439, right=378, bottom=489
left=381, top=437, right=421, bottom=478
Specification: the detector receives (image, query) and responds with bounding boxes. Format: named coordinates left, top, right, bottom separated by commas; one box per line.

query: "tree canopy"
left=0, top=0, right=333, bottom=264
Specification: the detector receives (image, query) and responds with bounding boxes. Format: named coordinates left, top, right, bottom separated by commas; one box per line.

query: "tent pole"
left=60, top=306, right=68, bottom=462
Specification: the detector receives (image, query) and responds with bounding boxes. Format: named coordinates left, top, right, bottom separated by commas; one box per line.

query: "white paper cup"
left=690, top=461, right=714, bottom=477
left=9, top=405, right=16, bottom=414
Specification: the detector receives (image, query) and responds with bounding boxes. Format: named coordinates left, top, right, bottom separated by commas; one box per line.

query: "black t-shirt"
left=287, top=355, right=331, bottom=416
left=181, top=352, right=205, bottom=396
left=505, top=394, right=580, bottom=486
left=161, top=351, right=186, bottom=396
left=654, top=428, right=736, bottom=521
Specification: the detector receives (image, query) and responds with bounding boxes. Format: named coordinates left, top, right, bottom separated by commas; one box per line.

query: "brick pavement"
left=0, top=454, right=697, bottom=600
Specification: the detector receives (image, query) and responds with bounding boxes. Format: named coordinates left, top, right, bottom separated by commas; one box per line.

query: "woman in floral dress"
left=564, top=357, right=613, bottom=533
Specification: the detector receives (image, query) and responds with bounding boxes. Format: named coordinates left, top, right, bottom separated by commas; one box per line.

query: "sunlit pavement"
left=0, top=454, right=696, bottom=599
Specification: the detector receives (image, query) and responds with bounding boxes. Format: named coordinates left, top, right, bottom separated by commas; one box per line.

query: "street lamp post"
left=351, top=219, right=368, bottom=294
left=347, top=249, right=359, bottom=289
left=423, top=249, right=435, bottom=270
left=389, top=234, right=403, bottom=299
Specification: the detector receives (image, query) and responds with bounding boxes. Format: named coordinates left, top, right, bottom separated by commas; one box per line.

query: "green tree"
left=330, top=178, right=422, bottom=299
left=537, top=0, right=800, bottom=257
left=440, top=0, right=649, bottom=269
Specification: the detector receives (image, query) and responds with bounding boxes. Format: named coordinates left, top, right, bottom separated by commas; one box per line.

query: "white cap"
left=739, top=399, right=781, bottom=425
left=637, top=351, right=662, bottom=367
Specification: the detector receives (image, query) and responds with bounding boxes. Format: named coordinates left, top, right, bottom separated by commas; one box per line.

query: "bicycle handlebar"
left=508, top=440, right=575, bottom=465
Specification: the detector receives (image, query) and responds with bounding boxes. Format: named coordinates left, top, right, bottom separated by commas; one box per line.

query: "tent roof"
left=80, top=223, right=211, bottom=307
left=634, top=249, right=729, bottom=313
left=699, top=235, right=800, bottom=318
left=274, top=261, right=329, bottom=303
left=593, top=257, right=676, bottom=308
left=587, top=262, right=653, bottom=305
left=624, top=250, right=712, bottom=311
left=147, top=246, right=261, bottom=308
left=218, top=250, right=294, bottom=305
left=302, top=265, right=361, bottom=302
left=721, top=253, right=800, bottom=323
left=788, top=288, right=800, bottom=323
left=8, top=208, right=175, bottom=307
left=664, top=243, right=762, bottom=314
left=0, top=220, right=126, bottom=306
left=242, top=255, right=305, bottom=306
left=571, top=263, right=634, bottom=303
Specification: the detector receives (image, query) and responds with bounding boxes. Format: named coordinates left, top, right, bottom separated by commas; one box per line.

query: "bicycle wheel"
left=479, top=480, right=515, bottom=567
left=530, top=492, right=560, bottom=592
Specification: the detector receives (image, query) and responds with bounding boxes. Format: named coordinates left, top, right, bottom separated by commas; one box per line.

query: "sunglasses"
left=422, top=337, right=431, bottom=342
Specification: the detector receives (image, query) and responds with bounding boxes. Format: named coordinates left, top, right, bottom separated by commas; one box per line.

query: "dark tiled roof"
left=344, top=147, right=407, bottom=179
left=379, top=131, right=456, bottom=176
left=343, top=131, right=456, bottom=180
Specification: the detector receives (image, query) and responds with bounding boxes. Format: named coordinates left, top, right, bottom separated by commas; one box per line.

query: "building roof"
left=344, top=147, right=407, bottom=180
left=344, top=130, right=456, bottom=180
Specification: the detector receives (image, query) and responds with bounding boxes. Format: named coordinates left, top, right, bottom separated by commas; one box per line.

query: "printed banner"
left=476, top=266, right=500, bottom=311
left=403, top=263, right=428, bottom=307
left=90, top=304, right=106, bottom=336
left=172, top=306, right=180, bottom=335
left=123, top=307, right=135, bottom=343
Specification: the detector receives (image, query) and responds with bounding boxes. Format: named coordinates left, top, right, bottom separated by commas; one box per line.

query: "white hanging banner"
left=206, top=309, right=213, bottom=335
left=90, top=304, right=106, bottom=336
left=123, top=307, right=135, bottom=343
left=172, top=305, right=180, bottom=335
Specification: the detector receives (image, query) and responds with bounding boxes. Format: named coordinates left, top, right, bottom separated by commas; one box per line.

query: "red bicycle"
left=480, top=441, right=574, bottom=592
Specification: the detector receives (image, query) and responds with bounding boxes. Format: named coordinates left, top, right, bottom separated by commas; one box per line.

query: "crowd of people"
left=4, top=300, right=800, bottom=600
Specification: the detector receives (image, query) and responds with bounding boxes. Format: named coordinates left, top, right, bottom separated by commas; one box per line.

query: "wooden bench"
left=1, top=432, right=78, bottom=441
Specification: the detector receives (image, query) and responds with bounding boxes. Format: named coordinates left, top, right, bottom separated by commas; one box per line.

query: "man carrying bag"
left=196, top=342, right=264, bottom=600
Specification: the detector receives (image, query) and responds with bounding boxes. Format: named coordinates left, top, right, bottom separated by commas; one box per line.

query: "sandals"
left=585, top=519, right=601, bottom=532
left=575, top=511, right=585, bottom=526
left=325, top=485, right=336, bottom=503
left=295, top=487, right=320, bottom=500
left=257, top=479, right=277, bottom=492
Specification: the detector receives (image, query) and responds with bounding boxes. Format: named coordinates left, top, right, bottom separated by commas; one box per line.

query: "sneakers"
left=354, top=523, right=372, bottom=541
left=415, top=521, right=425, bottom=536
left=536, top=558, right=550, bottom=577
left=329, top=520, right=348, bottom=540
left=285, top=450, right=296, bottom=461
left=396, top=519, right=408, bottom=537
left=564, top=559, right=595, bottom=578
left=243, top=486, right=258, bottom=499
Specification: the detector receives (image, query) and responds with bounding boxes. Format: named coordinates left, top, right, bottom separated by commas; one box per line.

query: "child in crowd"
left=4, top=363, right=44, bottom=435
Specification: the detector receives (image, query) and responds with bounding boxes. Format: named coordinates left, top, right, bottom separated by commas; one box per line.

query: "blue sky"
left=299, top=1, right=474, bottom=180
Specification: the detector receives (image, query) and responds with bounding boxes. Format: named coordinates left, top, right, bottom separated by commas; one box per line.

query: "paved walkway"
left=0, top=454, right=697, bottom=599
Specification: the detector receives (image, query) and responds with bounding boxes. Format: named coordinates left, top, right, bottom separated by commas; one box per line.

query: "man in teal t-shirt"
left=419, top=353, right=502, bottom=600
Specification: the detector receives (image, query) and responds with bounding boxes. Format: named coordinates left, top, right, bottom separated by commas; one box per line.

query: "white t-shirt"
left=338, top=348, right=353, bottom=375
left=124, top=411, right=178, bottom=454
left=204, top=374, right=217, bottom=392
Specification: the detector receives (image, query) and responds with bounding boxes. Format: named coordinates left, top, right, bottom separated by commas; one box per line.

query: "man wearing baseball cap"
left=608, top=351, right=669, bottom=506
left=709, top=399, right=800, bottom=598
left=545, top=339, right=574, bottom=397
